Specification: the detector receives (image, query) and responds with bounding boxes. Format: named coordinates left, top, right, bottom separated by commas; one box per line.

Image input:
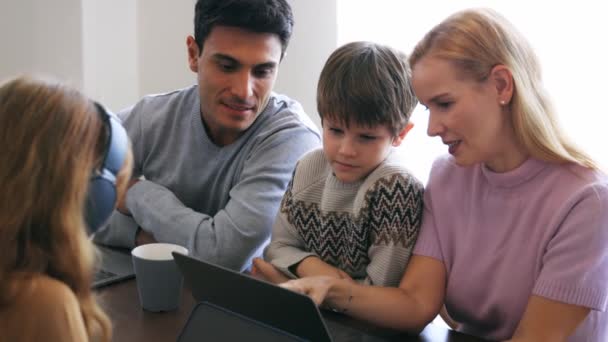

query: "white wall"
left=1, top=0, right=333, bottom=123
left=82, top=0, right=138, bottom=110
left=136, top=0, right=195, bottom=98
left=1, top=0, right=83, bottom=89
left=274, top=0, right=337, bottom=127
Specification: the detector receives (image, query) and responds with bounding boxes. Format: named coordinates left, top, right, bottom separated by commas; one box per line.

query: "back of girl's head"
left=0, top=76, right=101, bottom=277
left=409, top=8, right=597, bottom=169
left=0, top=75, right=112, bottom=340
left=317, top=41, right=417, bottom=136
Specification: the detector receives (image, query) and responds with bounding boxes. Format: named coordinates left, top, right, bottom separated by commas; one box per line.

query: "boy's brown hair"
left=317, top=41, right=417, bottom=136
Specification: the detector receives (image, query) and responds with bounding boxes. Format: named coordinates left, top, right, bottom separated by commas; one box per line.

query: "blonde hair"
left=0, top=76, right=125, bottom=342
left=409, top=8, right=598, bottom=169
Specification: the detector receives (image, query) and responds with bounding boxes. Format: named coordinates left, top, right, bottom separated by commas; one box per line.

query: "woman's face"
left=412, top=57, right=522, bottom=172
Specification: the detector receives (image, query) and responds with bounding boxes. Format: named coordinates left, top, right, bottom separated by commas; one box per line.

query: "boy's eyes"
left=359, top=135, right=377, bottom=141
left=328, top=127, right=377, bottom=141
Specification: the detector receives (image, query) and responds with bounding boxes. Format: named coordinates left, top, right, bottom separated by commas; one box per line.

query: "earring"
left=500, top=100, right=506, bottom=105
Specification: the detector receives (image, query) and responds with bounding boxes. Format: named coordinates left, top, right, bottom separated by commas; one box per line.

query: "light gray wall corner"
left=82, top=0, right=138, bottom=112
left=1, top=0, right=337, bottom=126
left=136, top=0, right=196, bottom=98
left=0, top=0, right=83, bottom=89
left=274, top=0, right=338, bottom=129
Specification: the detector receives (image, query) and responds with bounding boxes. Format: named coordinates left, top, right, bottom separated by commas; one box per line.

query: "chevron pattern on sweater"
left=281, top=173, right=422, bottom=275
left=365, top=174, right=423, bottom=248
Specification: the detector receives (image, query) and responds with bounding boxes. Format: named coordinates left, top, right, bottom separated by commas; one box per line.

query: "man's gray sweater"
left=94, top=85, right=320, bottom=271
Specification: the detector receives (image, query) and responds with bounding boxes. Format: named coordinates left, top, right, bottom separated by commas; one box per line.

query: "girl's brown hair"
left=0, top=76, right=117, bottom=341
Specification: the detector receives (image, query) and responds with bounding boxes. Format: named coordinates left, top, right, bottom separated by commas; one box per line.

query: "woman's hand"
left=280, top=276, right=336, bottom=306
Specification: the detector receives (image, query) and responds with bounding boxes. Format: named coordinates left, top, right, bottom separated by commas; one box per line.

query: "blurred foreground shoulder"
left=0, top=274, right=88, bottom=342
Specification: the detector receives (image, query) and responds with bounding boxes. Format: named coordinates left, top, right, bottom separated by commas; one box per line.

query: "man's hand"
left=117, top=178, right=140, bottom=215
left=135, top=228, right=157, bottom=246
left=251, top=258, right=290, bottom=284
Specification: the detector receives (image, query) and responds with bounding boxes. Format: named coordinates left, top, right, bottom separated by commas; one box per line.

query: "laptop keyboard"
left=94, top=269, right=117, bottom=283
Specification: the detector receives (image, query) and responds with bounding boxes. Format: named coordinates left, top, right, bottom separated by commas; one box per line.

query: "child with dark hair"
left=254, top=41, right=423, bottom=287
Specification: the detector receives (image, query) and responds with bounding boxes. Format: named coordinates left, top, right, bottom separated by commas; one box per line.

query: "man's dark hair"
left=194, top=0, right=294, bottom=57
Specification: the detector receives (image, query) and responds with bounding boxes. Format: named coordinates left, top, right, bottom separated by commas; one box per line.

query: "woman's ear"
left=490, top=64, right=514, bottom=106
left=392, top=122, right=414, bottom=147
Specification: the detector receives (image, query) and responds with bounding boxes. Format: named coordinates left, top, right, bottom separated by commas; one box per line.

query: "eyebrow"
left=211, top=53, right=240, bottom=65
left=211, top=53, right=277, bottom=69
left=425, top=92, right=450, bottom=105
left=255, top=61, right=278, bottom=70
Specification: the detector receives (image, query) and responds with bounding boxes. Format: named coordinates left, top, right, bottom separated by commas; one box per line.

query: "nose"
left=426, top=111, right=444, bottom=137
left=338, top=137, right=357, bottom=158
left=231, top=71, right=254, bottom=100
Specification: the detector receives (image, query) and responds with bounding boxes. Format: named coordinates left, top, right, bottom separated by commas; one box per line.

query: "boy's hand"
left=251, top=258, right=290, bottom=284
left=295, top=256, right=355, bottom=283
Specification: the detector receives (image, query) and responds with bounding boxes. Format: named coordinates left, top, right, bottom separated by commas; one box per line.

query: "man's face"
left=187, top=26, right=282, bottom=146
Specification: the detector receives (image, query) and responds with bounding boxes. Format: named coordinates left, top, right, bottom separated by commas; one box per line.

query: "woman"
left=281, top=8, right=608, bottom=342
left=0, top=76, right=132, bottom=341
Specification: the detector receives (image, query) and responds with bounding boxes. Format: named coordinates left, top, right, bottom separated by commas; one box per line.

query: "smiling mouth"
left=222, top=101, right=255, bottom=112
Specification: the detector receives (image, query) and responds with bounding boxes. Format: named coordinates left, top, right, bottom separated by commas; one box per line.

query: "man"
left=94, top=0, right=321, bottom=271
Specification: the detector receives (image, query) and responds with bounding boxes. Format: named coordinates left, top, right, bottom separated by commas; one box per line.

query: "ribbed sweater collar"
left=481, top=158, right=547, bottom=188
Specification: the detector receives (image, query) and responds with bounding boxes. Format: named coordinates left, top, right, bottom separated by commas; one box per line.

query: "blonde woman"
left=0, top=76, right=132, bottom=342
left=281, top=8, right=608, bottom=342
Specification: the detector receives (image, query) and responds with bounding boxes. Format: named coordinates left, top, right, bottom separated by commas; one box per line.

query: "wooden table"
left=98, top=280, right=489, bottom=342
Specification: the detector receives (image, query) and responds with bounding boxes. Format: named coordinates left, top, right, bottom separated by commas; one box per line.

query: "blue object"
left=85, top=103, right=128, bottom=233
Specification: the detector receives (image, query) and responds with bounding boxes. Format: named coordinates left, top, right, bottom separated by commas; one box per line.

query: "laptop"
left=172, top=252, right=333, bottom=342
left=92, top=244, right=135, bottom=288
left=178, top=301, right=307, bottom=342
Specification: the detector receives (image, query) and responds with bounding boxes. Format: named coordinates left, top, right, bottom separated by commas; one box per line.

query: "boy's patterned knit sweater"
left=265, top=148, right=424, bottom=286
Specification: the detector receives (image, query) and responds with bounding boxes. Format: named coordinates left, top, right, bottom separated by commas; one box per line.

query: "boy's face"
left=322, top=118, right=411, bottom=183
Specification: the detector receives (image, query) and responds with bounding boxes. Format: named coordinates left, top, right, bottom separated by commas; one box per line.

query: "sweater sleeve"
left=127, top=124, right=319, bottom=271
left=264, top=179, right=317, bottom=278
left=95, top=94, right=320, bottom=270
left=412, top=160, right=447, bottom=262
left=533, top=182, right=608, bottom=311
left=364, top=173, right=424, bottom=287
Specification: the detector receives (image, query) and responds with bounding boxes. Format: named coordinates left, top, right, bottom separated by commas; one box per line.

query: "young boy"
left=253, top=41, right=423, bottom=287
